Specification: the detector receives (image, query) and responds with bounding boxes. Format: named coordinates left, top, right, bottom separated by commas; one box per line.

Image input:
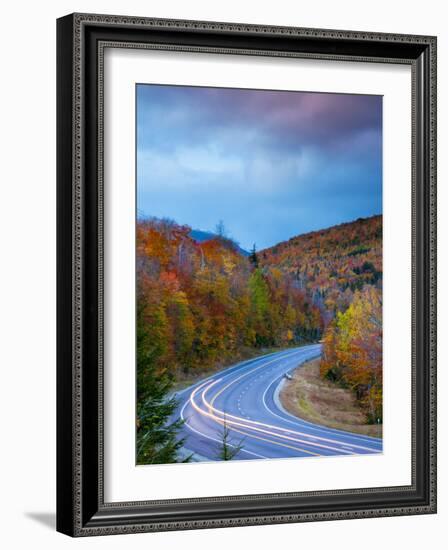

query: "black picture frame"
left=57, top=13, right=437, bottom=537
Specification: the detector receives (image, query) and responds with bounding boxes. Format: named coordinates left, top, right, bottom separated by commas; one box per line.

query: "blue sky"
left=137, top=84, right=382, bottom=251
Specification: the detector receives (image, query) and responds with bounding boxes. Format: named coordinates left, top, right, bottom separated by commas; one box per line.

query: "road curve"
left=173, top=344, right=383, bottom=461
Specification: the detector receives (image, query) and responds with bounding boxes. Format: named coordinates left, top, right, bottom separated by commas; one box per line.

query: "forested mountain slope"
left=259, top=215, right=382, bottom=317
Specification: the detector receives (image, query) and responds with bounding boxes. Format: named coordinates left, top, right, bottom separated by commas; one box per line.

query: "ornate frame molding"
left=57, top=13, right=437, bottom=537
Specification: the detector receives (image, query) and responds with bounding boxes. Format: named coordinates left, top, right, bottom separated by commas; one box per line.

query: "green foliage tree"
left=136, top=300, right=187, bottom=464
left=248, top=268, right=269, bottom=314
left=248, top=268, right=272, bottom=346
left=217, top=415, right=244, bottom=460
left=249, top=243, right=259, bottom=267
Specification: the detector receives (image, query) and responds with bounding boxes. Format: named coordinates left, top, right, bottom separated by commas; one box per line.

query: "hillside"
left=136, top=217, right=324, bottom=380
left=259, top=215, right=382, bottom=316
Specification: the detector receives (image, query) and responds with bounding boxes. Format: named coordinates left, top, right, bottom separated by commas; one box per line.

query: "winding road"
left=173, top=344, right=383, bottom=461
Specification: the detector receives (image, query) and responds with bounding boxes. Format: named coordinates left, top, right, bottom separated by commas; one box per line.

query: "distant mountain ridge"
left=189, top=229, right=250, bottom=257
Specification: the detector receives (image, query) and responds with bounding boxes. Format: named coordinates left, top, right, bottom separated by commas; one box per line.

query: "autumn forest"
left=136, top=214, right=382, bottom=462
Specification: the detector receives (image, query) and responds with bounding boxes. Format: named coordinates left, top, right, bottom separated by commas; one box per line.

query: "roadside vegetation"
left=280, top=358, right=382, bottom=438
left=320, top=286, right=382, bottom=423
left=217, top=415, right=245, bottom=460
left=136, top=301, right=189, bottom=465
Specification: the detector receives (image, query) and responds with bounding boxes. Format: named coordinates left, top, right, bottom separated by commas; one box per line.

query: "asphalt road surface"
left=173, top=344, right=383, bottom=461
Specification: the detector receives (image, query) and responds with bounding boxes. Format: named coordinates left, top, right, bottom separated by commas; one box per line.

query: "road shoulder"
left=280, top=358, right=382, bottom=438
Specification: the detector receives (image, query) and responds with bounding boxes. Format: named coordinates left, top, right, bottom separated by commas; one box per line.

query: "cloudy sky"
left=137, top=84, right=382, bottom=251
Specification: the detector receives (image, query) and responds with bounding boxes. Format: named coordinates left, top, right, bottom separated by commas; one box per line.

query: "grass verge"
left=280, top=358, right=382, bottom=438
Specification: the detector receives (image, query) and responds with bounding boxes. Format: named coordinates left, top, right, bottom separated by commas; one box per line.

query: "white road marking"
left=178, top=345, right=380, bottom=459
left=183, top=420, right=268, bottom=460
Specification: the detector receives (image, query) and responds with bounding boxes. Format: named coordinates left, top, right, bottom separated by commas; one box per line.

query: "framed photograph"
left=57, top=13, right=437, bottom=536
